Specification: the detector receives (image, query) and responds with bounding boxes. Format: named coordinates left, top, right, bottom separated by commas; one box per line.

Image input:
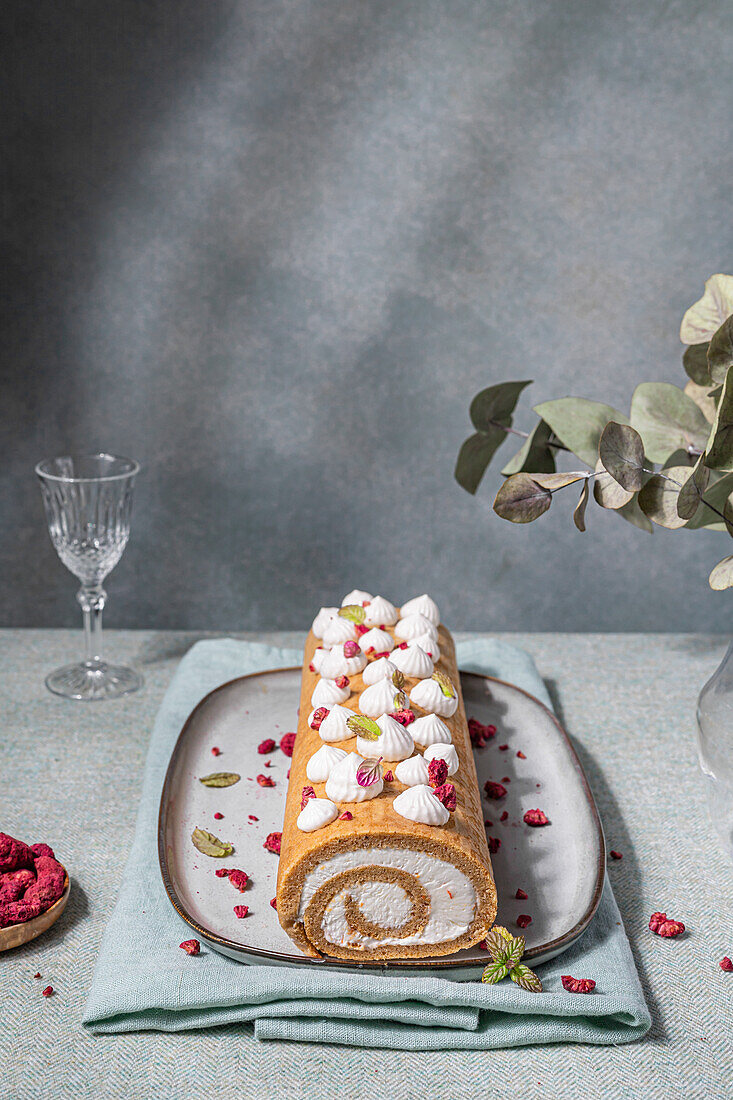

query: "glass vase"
left=696, top=641, right=733, bottom=861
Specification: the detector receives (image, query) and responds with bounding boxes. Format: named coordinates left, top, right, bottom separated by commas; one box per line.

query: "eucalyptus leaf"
left=501, top=419, right=556, bottom=476
left=617, top=495, right=654, bottom=533
left=593, top=459, right=634, bottom=510
left=630, top=382, right=709, bottom=463
left=523, top=471, right=588, bottom=490
left=683, top=342, right=712, bottom=386
left=683, top=379, right=717, bottom=425
left=709, top=555, right=733, bottom=590
left=470, top=380, right=532, bottom=433
left=680, top=275, right=733, bottom=344
left=455, top=430, right=506, bottom=495
left=493, top=474, right=552, bottom=523
left=686, top=471, right=733, bottom=530
left=637, top=466, right=691, bottom=529
left=707, top=315, right=733, bottom=385
left=724, top=495, right=733, bottom=538
left=573, top=479, right=590, bottom=532
left=198, top=772, right=241, bottom=788
left=534, top=398, right=628, bottom=467
left=599, top=422, right=645, bottom=491
left=191, top=828, right=234, bottom=858
left=677, top=455, right=709, bottom=521
left=704, top=366, right=733, bottom=472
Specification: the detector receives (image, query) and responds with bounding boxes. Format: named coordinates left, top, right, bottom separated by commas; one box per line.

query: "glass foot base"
left=45, top=661, right=143, bottom=701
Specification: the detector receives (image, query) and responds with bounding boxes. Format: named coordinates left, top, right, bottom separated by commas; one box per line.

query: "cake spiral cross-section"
left=276, top=593, right=497, bottom=960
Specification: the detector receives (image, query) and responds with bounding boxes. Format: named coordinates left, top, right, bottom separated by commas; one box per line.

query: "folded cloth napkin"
left=83, top=638, right=651, bottom=1048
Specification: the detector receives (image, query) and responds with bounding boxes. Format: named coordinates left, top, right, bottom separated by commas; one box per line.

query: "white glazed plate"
left=158, top=669, right=605, bottom=980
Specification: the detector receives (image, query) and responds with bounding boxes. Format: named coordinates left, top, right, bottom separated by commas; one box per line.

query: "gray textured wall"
left=3, top=0, right=733, bottom=632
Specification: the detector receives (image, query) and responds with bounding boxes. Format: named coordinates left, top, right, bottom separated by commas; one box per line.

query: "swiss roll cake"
left=276, top=591, right=497, bottom=960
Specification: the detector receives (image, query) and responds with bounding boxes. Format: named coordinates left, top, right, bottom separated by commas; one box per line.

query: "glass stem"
left=77, top=584, right=107, bottom=667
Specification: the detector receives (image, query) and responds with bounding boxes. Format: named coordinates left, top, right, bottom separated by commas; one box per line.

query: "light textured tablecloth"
left=80, top=637, right=649, bottom=1047
left=2, top=630, right=732, bottom=1099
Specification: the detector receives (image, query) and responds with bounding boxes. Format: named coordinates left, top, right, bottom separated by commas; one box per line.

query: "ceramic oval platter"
left=159, top=669, right=604, bottom=981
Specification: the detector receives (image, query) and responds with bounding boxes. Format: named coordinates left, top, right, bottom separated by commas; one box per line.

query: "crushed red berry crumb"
left=248, top=814, right=258, bottom=822
left=233, top=905, right=249, bottom=918
left=355, top=623, right=369, bottom=635
left=280, top=732, right=296, bottom=756
left=257, top=774, right=275, bottom=787
left=516, top=750, right=526, bottom=759
left=610, top=850, right=623, bottom=860
left=499, top=744, right=509, bottom=751
left=180, top=939, right=201, bottom=955
left=523, top=808, right=549, bottom=827
left=477, top=940, right=489, bottom=951
left=301, top=786, right=316, bottom=809
left=270, top=897, right=277, bottom=910
left=339, top=811, right=353, bottom=821
left=211, top=747, right=221, bottom=756
left=501, top=777, right=511, bottom=783
left=468, top=717, right=496, bottom=748
left=263, top=832, right=282, bottom=854
left=433, top=783, right=456, bottom=811
left=215, top=868, right=230, bottom=878
left=427, top=758, right=448, bottom=788
left=42, top=986, right=54, bottom=997
left=515, top=888, right=528, bottom=900
left=484, top=820, right=493, bottom=827
left=484, top=781, right=507, bottom=800
left=561, top=975, right=596, bottom=993
left=382, top=770, right=393, bottom=782
left=335, top=675, right=350, bottom=689
left=227, top=869, right=249, bottom=892
left=391, top=709, right=415, bottom=726
left=34, top=972, right=42, bottom=979
left=720, top=956, right=733, bottom=971
left=500, top=811, right=508, bottom=822
left=649, top=912, right=685, bottom=937
left=488, top=836, right=500, bottom=854
left=373, top=650, right=391, bottom=659
left=258, top=738, right=276, bottom=754
left=398, top=641, right=408, bottom=649
left=516, top=914, right=532, bottom=929
left=213, top=812, right=223, bottom=820
left=309, top=663, right=316, bottom=672
left=310, top=708, right=329, bottom=731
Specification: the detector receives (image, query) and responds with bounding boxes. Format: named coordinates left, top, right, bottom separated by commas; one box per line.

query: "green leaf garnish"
left=482, top=926, right=511, bottom=963
left=510, top=963, right=543, bottom=992
left=191, top=828, right=234, bottom=858
left=339, top=604, right=366, bottom=624
left=504, top=934, right=526, bottom=970
left=481, top=960, right=509, bottom=984
left=198, top=772, right=240, bottom=787
left=347, top=714, right=382, bottom=741
left=431, top=670, right=455, bottom=699
left=393, top=690, right=407, bottom=711
left=391, top=669, right=405, bottom=689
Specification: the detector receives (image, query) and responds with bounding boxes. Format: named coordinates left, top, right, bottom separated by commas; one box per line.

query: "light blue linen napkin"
left=83, top=638, right=651, bottom=1048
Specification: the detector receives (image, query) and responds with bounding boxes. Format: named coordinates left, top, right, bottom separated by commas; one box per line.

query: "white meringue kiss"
left=390, top=643, right=434, bottom=679
left=400, top=593, right=440, bottom=625
left=423, top=742, right=459, bottom=776
left=311, top=607, right=338, bottom=638
left=306, top=743, right=348, bottom=782
left=392, top=784, right=449, bottom=826
left=310, top=646, right=328, bottom=673
left=341, top=589, right=373, bottom=607
left=410, top=713, right=453, bottom=747
left=317, top=703, right=354, bottom=742
left=311, top=678, right=351, bottom=708
left=359, top=627, right=394, bottom=654
left=411, top=632, right=441, bottom=660
left=393, top=753, right=430, bottom=786
left=361, top=656, right=398, bottom=686
left=363, top=595, right=398, bottom=627
left=297, top=797, right=339, bottom=832
left=320, top=643, right=367, bottom=679
left=409, top=678, right=458, bottom=718
left=321, top=616, right=358, bottom=646
left=394, top=613, right=439, bottom=642
left=358, top=677, right=404, bottom=719
left=325, top=752, right=383, bottom=803
left=356, top=713, right=413, bottom=761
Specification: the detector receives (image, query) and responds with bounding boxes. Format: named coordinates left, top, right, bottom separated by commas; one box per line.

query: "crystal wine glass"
left=36, top=453, right=143, bottom=700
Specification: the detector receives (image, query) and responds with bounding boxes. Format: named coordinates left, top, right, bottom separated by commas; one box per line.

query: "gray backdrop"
left=3, top=0, right=733, bottom=632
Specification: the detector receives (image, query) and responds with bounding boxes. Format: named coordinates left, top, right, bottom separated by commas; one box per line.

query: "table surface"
left=1, top=629, right=732, bottom=1100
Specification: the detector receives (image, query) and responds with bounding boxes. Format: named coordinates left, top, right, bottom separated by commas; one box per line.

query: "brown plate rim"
left=158, top=667, right=605, bottom=970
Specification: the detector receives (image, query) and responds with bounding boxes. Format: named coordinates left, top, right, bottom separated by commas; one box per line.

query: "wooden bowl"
left=0, top=874, right=70, bottom=952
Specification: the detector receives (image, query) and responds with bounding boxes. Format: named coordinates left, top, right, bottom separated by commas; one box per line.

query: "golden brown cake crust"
left=276, top=616, right=497, bottom=960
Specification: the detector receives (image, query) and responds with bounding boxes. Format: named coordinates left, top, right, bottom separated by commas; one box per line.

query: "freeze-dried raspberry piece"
left=468, top=718, right=496, bottom=748
left=501, top=777, right=511, bottom=783
left=484, top=781, right=507, bottom=800
left=516, top=751, right=526, bottom=759
left=211, top=747, right=221, bottom=756
left=427, top=758, right=448, bottom=788
left=720, top=957, right=733, bottom=971
left=610, top=850, right=622, bottom=860
left=227, top=870, right=249, bottom=892
left=42, top=986, right=54, bottom=997
left=257, top=774, right=275, bottom=787
left=339, top=812, right=353, bottom=821
left=270, top=897, right=277, bottom=910
left=383, top=771, right=394, bottom=782
left=484, top=820, right=493, bottom=827
left=516, top=914, right=532, bottom=929
left=248, top=815, right=258, bottom=822
left=398, top=642, right=408, bottom=649
left=233, top=905, right=249, bottom=919
left=500, top=811, right=508, bottom=822
left=523, top=808, right=549, bottom=827
left=343, top=641, right=360, bottom=658
left=477, top=940, right=489, bottom=951
left=263, top=832, right=282, bottom=854
left=391, top=709, right=415, bottom=726
left=280, top=732, right=296, bottom=756
left=215, top=868, right=231, bottom=878
left=31, top=843, right=55, bottom=860
left=515, top=888, right=528, bottom=900
left=433, top=783, right=456, bottom=811
left=0, top=833, right=35, bottom=873
left=355, top=623, right=369, bottom=635
left=649, top=912, right=685, bottom=937
left=487, top=837, right=500, bottom=854
left=0, top=868, right=35, bottom=904
left=309, top=708, right=329, bottom=731
left=180, top=939, right=200, bottom=955
left=334, top=675, right=350, bottom=690
left=561, top=975, right=596, bottom=993
left=213, top=812, right=223, bottom=820
left=301, top=786, right=316, bottom=809
left=258, top=738, right=276, bottom=754
left=499, top=744, right=509, bottom=751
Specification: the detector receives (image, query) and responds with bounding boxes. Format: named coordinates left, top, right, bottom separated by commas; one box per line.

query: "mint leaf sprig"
left=481, top=926, right=542, bottom=992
